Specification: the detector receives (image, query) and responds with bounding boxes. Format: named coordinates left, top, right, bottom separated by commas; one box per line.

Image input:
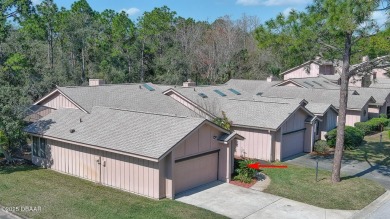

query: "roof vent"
left=183, top=79, right=196, bottom=87
left=89, top=79, right=105, bottom=86
left=267, top=75, right=277, bottom=82
left=198, top=93, right=208, bottom=98
left=70, top=129, right=75, bottom=133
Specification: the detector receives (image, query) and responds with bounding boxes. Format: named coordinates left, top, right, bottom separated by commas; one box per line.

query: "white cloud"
left=236, top=0, right=310, bottom=6
left=282, top=7, right=294, bottom=16
left=120, top=7, right=141, bottom=16
left=371, top=11, right=388, bottom=27
left=31, top=0, right=42, bottom=5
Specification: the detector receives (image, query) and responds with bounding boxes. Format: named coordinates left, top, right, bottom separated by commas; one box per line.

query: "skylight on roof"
left=143, top=83, right=155, bottom=91
left=228, top=88, right=241, bottom=95
left=256, top=92, right=263, bottom=96
left=213, top=89, right=227, bottom=97
left=198, top=93, right=208, bottom=98
left=312, top=81, right=323, bottom=87
left=303, top=81, right=314, bottom=87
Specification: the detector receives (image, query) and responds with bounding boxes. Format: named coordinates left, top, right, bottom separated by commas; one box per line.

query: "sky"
left=31, top=0, right=387, bottom=26
left=31, top=0, right=312, bottom=22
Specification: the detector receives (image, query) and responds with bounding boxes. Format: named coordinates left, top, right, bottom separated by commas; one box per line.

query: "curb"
left=351, top=190, right=390, bottom=219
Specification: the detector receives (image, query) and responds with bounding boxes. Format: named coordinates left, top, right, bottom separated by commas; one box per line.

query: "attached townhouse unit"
left=162, top=85, right=322, bottom=161
left=25, top=81, right=244, bottom=199
left=260, top=86, right=375, bottom=126
left=279, top=56, right=389, bottom=88
left=227, top=79, right=376, bottom=126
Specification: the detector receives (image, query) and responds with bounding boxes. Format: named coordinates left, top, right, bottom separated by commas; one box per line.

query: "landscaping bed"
left=0, top=165, right=226, bottom=219
left=262, top=164, right=385, bottom=210
left=229, top=178, right=256, bottom=188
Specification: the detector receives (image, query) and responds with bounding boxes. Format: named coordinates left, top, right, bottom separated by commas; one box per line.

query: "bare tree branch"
left=317, top=39, right=343, bottom=52
left=348, top=55, right=390, bottom=77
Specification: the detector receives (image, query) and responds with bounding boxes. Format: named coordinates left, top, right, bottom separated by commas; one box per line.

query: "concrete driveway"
left=176, top=181, right=356, bottom=219
left=285, top=153, right=390, bottom=190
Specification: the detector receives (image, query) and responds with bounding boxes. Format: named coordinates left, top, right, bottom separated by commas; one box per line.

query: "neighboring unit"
left=162, top=85, right=319, bottom=161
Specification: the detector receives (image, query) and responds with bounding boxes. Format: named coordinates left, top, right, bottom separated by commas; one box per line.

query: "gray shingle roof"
left=24, top=107, right=208, bottom=160
left=305, top=102, right=336, bottom=116
left=57, top=83, right=199, bottom=117
left=370, top=79, right=390, bottom=89
left=277, top=77, right=340, bottom=89
left=354, top=87, right=390, bottom=105
left=168, top=86, right=308, bottom=130
left=225, top=79, right=279, bottom=94
left=260, top=86, right=374, bottom=110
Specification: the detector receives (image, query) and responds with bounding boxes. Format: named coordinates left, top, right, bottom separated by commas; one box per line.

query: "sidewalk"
left=352, top=191, right=390, bottom=219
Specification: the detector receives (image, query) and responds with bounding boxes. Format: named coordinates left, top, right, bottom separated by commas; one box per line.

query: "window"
left=316, top=121, right=320, bottom=135
left=33, top=137, right=46, bottom=158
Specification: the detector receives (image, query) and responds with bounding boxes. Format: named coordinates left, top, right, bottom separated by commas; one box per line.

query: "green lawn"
left=344, top=131, right=390, bottom=166
left=0, top=165, right=226, bottom=219
left=262, top=164, right=385, bottom=210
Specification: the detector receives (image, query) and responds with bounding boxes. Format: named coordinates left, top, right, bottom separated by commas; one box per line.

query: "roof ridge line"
left=103, top=107, right=191, bottom=119
left=60, top=82, right=156, bottom=88
left=227, top=98, right=290, bottom=105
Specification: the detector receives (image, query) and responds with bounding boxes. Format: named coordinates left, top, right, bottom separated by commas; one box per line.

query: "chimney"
left=89, top=79, right=105, bottom=86
left=362, top=55, right=369, bottom=63
left=267, top=75, right=277, bottom=82
left=182, top=79, right=196, bottom=87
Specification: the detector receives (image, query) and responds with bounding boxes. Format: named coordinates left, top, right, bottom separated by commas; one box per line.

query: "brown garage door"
left=282, top=130, right=304, bottom=159
left=174, top=151, right=218, bottom=194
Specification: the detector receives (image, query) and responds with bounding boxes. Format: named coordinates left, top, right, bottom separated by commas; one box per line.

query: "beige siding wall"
left=232, top=127, right=272, bottom=161
left=274, top=129, right=282, bottom=161
left=346, top=110, right=363, bottom=126
left=170, top=123, right=228, bottom=196
left=33, top=139, right=161, bottom=199
left=283, top=63, right=320, bottom=80
left=319, top=109, right=338, bottom=140
left=169, top=93, right=212, bottom=120
left=39, top=91, right=78, bottom=110
left=281, top=108, right=306, bottom=133
left=280, top=108, right=310, bottom=159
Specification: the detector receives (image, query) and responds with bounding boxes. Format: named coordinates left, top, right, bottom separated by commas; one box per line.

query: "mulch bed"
left=229, top=178, right=257, bottom=188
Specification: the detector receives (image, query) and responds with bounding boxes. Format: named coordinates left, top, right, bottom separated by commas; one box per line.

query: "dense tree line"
left=1, top=0, right=389, bottom=163
left=1, top=0, right=279, bottom=101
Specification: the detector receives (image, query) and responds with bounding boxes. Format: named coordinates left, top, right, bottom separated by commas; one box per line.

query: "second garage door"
left=174, top=151, right=218, bottom=194
left=282, top=130, right=304, bottom=159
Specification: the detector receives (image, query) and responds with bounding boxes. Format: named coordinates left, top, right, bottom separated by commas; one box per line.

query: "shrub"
left=380, top=114, right=387, bottom=118
left=354, top=122, right=372, bottom=135
left=314, top=140, right=330, bottom=154
left=233, top=159, right=258, bottom=183
left=388, top=130, right=390, bottom=139
left=355, top=117, right=390, bottom=135
left=325, top=126, right=364, bottom=150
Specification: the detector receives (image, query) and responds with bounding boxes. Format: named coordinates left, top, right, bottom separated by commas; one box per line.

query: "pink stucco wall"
left=232, top=127, right=272, bottom=161
left=33, top=139, right=162, bottom=199
left=32, top=123, right=229, bottom=200
left=171, top=123, right=229, bottom=195
left=283, top=63, right=320, bottom=80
